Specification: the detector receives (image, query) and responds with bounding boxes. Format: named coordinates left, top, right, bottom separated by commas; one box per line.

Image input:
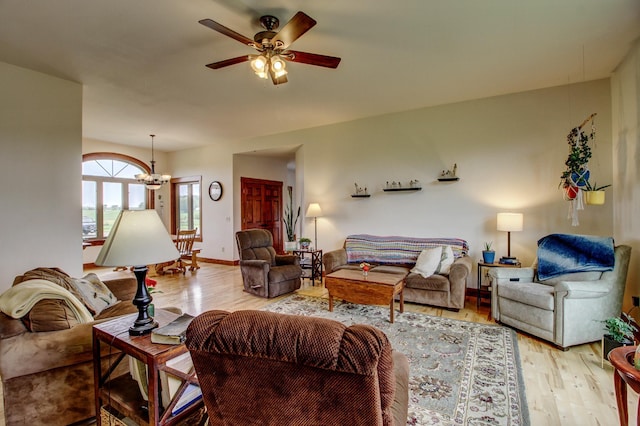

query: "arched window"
left=82, top=153, right=153, bottom=240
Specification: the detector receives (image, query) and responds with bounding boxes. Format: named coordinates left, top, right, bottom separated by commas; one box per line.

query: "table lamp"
left=497, top=212, right=523, bottom=261
left=305, top=203, right=322, bottom=250
left=95, top=209, right=179, bottom=335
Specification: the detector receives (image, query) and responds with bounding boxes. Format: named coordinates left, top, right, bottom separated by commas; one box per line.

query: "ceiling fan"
left=199, top=11, right=341, bottom=85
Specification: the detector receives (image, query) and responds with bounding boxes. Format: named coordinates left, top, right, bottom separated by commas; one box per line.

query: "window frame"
left=82, top=152, right=154, bottom=242
left=171, top=176, right=203, bottom=241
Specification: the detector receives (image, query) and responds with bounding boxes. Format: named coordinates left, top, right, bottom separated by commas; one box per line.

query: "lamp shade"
left=95, top=210, right=179, bottom=266
left=306, top=203, right=322, bottom=218
left=497, top=213, right=524, bottom=232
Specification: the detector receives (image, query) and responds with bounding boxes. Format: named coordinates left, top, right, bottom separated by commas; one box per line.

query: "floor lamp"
left=306, top=203, right=322, bottom=250
left=497, top=212, right=523, bottom=261
left=95, top=209, right=179, bottom=335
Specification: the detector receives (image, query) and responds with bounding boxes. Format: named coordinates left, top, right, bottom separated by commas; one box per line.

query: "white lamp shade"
left=497, top=212, right=524, bottom=232
left=95, top=210, right=179, bottom=266
left=306, top=203, right=322, bottom=218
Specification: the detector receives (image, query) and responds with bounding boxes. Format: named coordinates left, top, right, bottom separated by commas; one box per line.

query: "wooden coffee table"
left=324, top=269, right=407, bottom=323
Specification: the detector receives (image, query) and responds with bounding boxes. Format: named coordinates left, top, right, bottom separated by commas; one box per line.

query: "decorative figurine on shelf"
left=438, top=164, right=459, bottom=181
left=353, top=183, right=368, bottom=196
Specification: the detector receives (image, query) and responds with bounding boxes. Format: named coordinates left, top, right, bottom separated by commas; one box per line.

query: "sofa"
left=490, top=235, right=631, bottom=349
left=0, top=267, right=141, bottom=426
left=186, top=309, right=409, bottom=425
left=323, top=234, right=472, bottom=310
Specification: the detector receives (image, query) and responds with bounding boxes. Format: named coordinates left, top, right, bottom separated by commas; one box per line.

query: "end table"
left=477, top=261, right=521, bottom=310
left=293, top=249, right=323, bottom=285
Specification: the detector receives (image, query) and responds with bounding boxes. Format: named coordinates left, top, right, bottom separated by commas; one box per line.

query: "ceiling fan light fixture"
left=271, top=56, right=287, bottom=78
left=250, top=55, right=267, bottom=72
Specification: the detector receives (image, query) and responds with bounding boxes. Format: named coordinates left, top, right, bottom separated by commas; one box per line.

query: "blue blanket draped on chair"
left=537, top=234, right=615, bottom=281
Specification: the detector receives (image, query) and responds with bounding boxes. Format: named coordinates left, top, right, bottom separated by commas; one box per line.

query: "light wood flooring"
left=0, top=263, right=633, bottom=425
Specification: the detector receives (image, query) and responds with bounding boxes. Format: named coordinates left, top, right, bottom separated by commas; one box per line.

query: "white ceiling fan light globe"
left=271, top=56, right=287, bottom=78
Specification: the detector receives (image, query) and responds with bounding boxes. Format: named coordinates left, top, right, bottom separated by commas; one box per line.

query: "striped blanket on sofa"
left=345, top=234, right=469, bottom=265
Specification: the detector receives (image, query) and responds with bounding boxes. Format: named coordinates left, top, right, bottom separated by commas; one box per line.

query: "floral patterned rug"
left=263, top=294, right=530, bottom=426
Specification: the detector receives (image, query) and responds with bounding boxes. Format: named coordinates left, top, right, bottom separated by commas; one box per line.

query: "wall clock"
left=209, top=181, right=222, bottom=201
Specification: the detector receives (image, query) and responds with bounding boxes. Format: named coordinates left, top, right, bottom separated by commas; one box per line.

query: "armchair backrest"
left=186, top=310, right=397, bottom=426
left=235, top=229, right=276, bottom=265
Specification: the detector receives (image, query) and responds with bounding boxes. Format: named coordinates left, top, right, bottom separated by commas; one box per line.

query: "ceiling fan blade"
left=270, top=11, right=316, bottom=50
left=199, top=18, right=254, bottom=46
left=287, top=50, right=341, bottom=68
left=205, top=56, right=250, bottom=69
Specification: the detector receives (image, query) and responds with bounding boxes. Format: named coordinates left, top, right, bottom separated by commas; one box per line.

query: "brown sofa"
left=323, top=235, right=472, bottom=311
left=186, top=309, right=409, bottom=425
left=0, top=269, right=140, bottom=426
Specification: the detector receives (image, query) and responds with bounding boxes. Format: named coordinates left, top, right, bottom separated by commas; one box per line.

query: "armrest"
left=275, top=254, right=300, bottom=266
left=104, top=277, right=137, bottom=302
left=449, top=256, right=472, bottom=279
left=323, top=249, right=347, bottom=274
left=240, top=259, right=270, bottom=271
left=553, top=280, right=611, bottom=299
left=488, top=267, right=535, bottom=282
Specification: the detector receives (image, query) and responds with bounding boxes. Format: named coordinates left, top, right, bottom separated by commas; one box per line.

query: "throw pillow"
left=22, top=299, right=80, bottom=332
left=435, top=245, right=455, bottom=275
left=411, top=247, right=443, bottom=278
left=70, top=273, right=119, bottom=316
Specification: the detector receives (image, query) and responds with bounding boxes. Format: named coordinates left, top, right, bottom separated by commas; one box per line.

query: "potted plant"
left=299, top=237, right=312, bottom=250
left=602, top=313, right=637, bottom=359
left=584, top=181, right=612, bottom=205
left=482, top=242, right=495, bottom=264
left=283, top=187, right=300, bottom=251
left=560, top=121, right=594, bottom=198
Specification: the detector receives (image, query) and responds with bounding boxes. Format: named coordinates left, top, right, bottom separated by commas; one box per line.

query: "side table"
left=609, top=345, right=640, bottom=426
left=93, top=310, right=204, bottom=426
left=293, top=249, right=323, bottom=285
left=477, top=261, right=521, bottom=309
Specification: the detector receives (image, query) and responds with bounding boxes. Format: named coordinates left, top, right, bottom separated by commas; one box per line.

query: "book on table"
left=151, top=313, right=195, bottom=345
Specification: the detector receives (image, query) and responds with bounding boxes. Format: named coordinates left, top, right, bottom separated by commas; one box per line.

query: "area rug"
left=263, top=295, right=530, bottom=426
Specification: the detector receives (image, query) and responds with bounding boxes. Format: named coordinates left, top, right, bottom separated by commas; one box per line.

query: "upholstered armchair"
left=490, top=236, right=631, bottom=350
left=235, top=229, right=302, bottom=298
left=186, top=310, right=409, bottom=426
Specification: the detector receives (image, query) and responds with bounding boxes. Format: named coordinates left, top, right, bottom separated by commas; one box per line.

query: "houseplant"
left=584, top=181, right=612, bottom=205
left=560, top=124, right=593, bottom=195
left=283, top=187, right=300, bottom=251
left=602, top=313, right=637, bottom=359
left=482, top=242, right=495, bottom=264
left=299, top=237, right=312, bottom=250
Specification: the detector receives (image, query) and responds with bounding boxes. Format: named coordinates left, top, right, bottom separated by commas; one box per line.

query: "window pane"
left=193, top=183, right=200, bottom=233
left=103, top=182, right=122, bottom=237
left=128, top=184, right=146, bottom=210
left=82, top=181, right=97, bottom=239
left=83, top=159, right=145, bottom=178
left=178, top=184, right=189, bottom=230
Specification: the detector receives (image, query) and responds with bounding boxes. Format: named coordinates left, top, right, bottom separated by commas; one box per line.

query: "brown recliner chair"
left=186, top=310, right=409, bottom=426
left=235, top=229, right=302, bottom=298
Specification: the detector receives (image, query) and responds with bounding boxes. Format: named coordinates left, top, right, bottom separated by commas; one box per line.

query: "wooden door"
left=241, top=177, right=283, bottom=253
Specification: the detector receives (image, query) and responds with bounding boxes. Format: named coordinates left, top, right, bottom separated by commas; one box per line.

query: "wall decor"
left=209, top=181, right=223, bottom=201
left=383, top=180, right=421, bottom=192
left=351, top=183, right=370, bottom=198
left=438, top=164, right=459, bottom=181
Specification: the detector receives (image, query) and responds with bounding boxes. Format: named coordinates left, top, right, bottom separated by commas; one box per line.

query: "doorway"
left=240, top=177, right=283, bottom=253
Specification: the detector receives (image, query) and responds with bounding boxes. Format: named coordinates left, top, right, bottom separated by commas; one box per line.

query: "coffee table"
left=324, top=269, right=407, bottom=323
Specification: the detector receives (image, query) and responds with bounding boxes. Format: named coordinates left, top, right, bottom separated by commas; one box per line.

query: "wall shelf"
left=383, top=187, right=422, bottom=192
left=437, top=177, right=459, bottom=182
left=351, top=194, right=371, bottom=198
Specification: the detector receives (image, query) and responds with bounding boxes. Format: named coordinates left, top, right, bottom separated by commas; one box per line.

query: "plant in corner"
left=482, top=242, right=495, bottom=264
left=283, top=186, right=300, bottom=250
left=602, top=313, right=637, bottom=359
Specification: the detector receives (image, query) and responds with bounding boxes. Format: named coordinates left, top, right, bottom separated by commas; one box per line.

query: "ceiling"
left=1, top=1, right=639, bottom=152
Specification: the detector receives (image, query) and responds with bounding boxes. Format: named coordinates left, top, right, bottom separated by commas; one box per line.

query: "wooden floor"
left=0, top=263, right=633, bottom=425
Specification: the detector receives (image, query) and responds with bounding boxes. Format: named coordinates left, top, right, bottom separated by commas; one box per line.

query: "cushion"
left=410, top=247, right=442, bottom=278
left=435, top=245, right=454, bottom=275
left=22, top=299, right=80, bottom=332
left=70, top=273, right=119, bottom=316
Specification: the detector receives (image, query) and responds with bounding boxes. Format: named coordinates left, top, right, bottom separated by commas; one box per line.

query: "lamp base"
left=129, top=265, right=159, bottom=336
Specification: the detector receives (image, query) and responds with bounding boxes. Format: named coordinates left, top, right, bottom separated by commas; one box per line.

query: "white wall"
left=612, top=39, right=640, bottom=311
left=232, top=79, right=613, bottom=278
left=0, top=62, right=82, bottom=291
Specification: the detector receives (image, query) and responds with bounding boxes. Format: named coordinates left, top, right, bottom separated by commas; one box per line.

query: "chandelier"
left=135, top=134, right=171, bottom=190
